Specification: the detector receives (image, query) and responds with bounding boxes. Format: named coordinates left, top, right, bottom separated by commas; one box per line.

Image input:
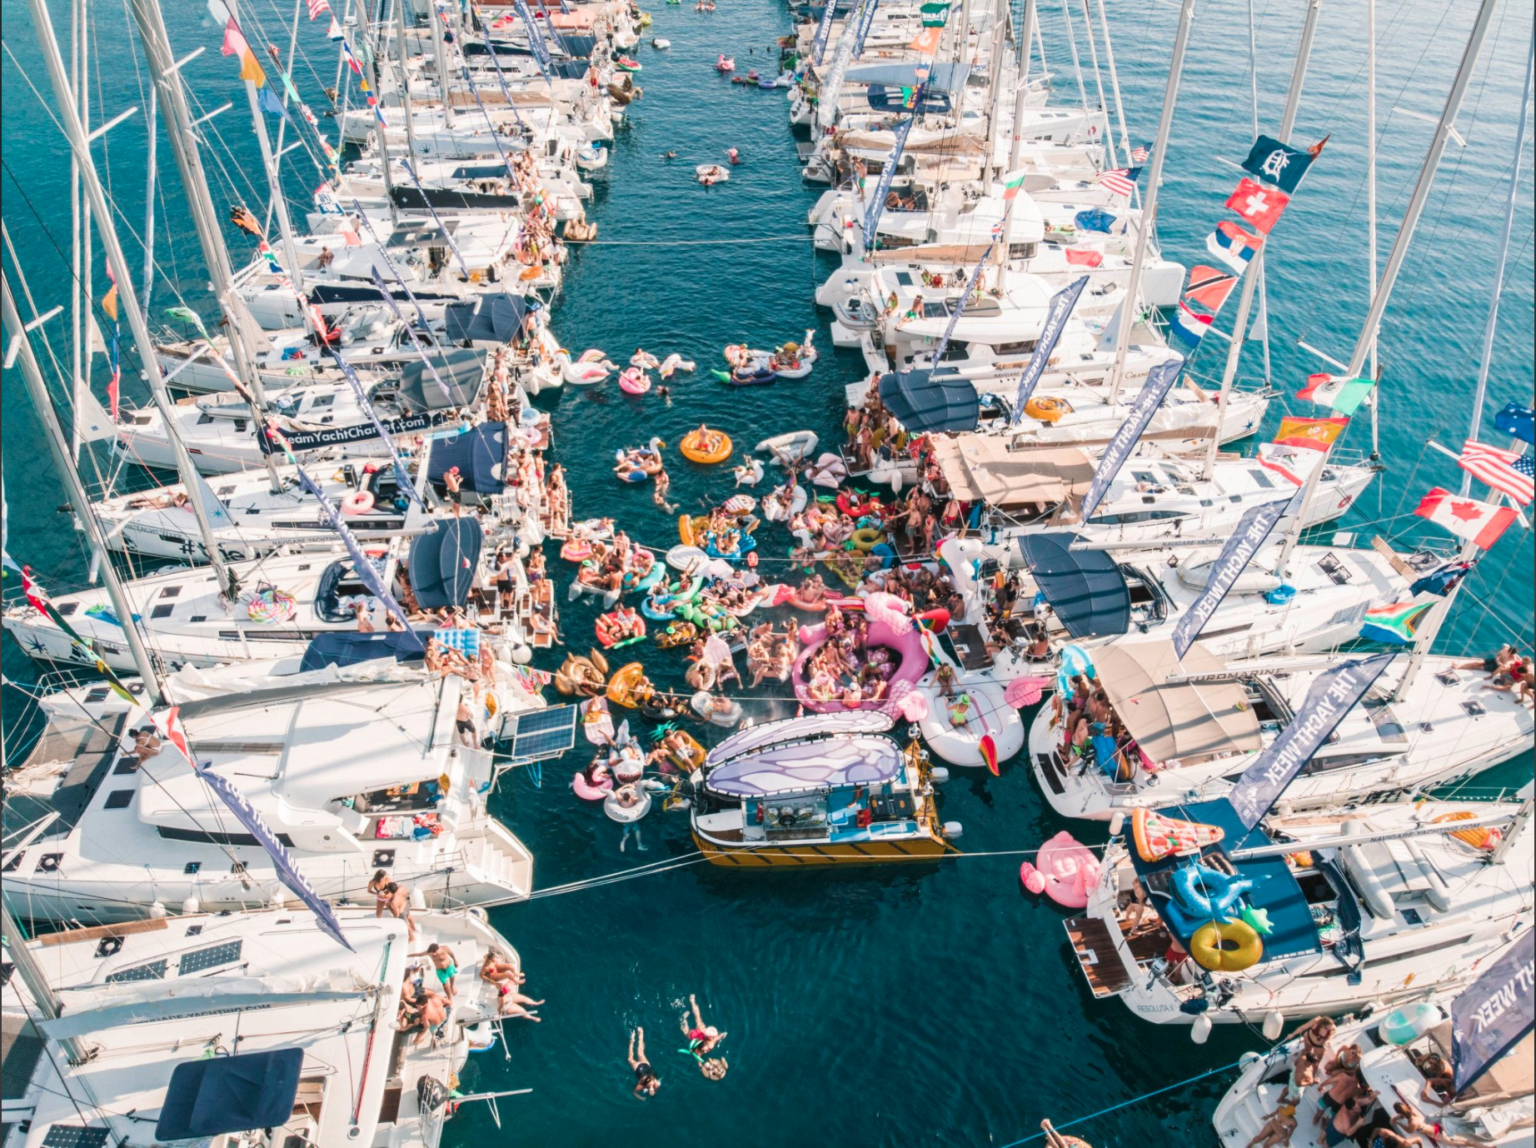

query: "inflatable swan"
left=805, top=452, right=848, bottom=488
left=563, top=349, right=616, bottom=385
left=659, top=353, right=696, bottom=378
left=732, top=458, right=764, bottom=486
left=630, top=350, right=661, bottom=370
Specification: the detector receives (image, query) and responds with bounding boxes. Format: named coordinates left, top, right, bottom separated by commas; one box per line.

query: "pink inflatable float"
left=1019, top=831, right=1101, bottom=909
left=572, top=769, right=614, bottom=801
left=793, top=617, right=930, bottom=713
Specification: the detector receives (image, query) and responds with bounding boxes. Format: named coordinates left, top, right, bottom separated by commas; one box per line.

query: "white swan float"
left=731, top=458, right=764, bottom=486
left=561, top=348, right=616, bottom=385
left=659, top=353, right=696, bottom=378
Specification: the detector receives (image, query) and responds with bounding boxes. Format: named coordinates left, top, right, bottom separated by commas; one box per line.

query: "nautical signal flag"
left=1184, top=265, right=1237, bottom=314
left=220, top=16, right=266, bottom=86
left=1225, top=178, right=1289, bottom=234
left=1415, top=487, right=1517, bottom=550
left=1206, top=220, right=1265, bottom=274
left=1360, top=600, right=1435, bottom=645
left=1239, top=134, right=1327, bottom=195
left=327, top=16, right=344, bottom=38
left=1457, top=440, right=1534, bottom=505
left=1296, top=373, right=1377, bottom=417
left=1274, top=415, right=1349, bottom=451
left=1095, top=167, right=1141, bottom=197
left=1168, top=300, right=1212, bottom=348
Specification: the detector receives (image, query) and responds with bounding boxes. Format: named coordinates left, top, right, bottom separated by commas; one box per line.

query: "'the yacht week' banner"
left=1453, top=929, right=1535, bottom=1093
left=1227, top=652, right=1396, bottom=829
left=812, top=0, right=837, bottom=64
left=1170, top=490, right=1300, bottom=659
left=289, top=457, right=423, bottom=645
left=325, top=338, right=424, bottom=506
left=853, top=0, right=882, bottom=54
left=861, top=80, right=926, bottom=248
left=196, top=765, right=355, bottom=952
left=1009, top=275, right=1088, bottom=426
left=514, top=0, right=551, bottom=71
left=1077, top=356, right=1184, bottom=521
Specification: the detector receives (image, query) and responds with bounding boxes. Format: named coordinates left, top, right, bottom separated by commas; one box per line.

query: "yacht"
left=0, top=673, right=536, bottom=924
left=1064, top=795, right=1533, bottom=1025
left=1, top=904, right=527, bottom=1148
left=1027, top=641, right=1536, bottom=820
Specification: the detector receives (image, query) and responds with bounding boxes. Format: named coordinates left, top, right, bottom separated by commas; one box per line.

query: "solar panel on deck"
left=179, top=940, right=242, bottom=974
left=505, top=706, right=577, bottom=761
left=42, top=1128, right=111, bottom=1148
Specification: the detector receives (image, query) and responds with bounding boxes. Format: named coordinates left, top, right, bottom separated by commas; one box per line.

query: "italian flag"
left=1296, top=373, right=1376, bottom=416
left=1359, top=600, right=1433, bottom=644
left=999, top=167, right=1028, bottom=201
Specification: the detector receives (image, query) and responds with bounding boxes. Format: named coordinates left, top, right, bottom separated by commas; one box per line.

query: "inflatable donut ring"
left=1190, top=919, right=1263, bottom=972
left=340, top=490, right=375, bottom=515
left=679, top=428, right=733, bottom=464
left=561, top=539, right=595, bottom=562
left=850, top=527, right=888, bottom=552
left=1024, top=395, right=1073, bottom=424
left=246, top=588, right=299, bottom=624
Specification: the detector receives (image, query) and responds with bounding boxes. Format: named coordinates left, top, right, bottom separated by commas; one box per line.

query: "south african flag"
left=1360, top=600, right=1434, bottom=644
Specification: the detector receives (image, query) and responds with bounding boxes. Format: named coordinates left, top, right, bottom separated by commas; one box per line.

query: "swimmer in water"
left=663, top=150, right=677, bottom=160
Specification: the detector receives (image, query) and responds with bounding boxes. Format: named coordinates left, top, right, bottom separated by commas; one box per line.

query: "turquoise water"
left=2, top=0, right=1533, bottom=1142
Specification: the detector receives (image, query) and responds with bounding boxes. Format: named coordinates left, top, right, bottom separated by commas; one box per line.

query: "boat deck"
left=1063, top=916, right=1134, bottom=998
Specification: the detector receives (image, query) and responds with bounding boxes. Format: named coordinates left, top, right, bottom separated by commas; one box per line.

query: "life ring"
left=679, top=428, right=733, bottom=464
left=341, top=490, right=375, bottom=515
left=1024, top=396, right=1072, bottom=424
left=1189, top=919, right=1263, bottom=972
left=850, top=527, right=887, bottom=552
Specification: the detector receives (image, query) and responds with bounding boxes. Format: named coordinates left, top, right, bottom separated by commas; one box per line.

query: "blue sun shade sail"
left=1131, top=798, right=1321, bottom=962
left=1017, top=533, right=1130, bottom=639
left=299, top=632, right=427, bottom=673
left=866, top=85, right=952, bottom=114
left=443, top=294, right=527, bottom=346
left=879, top=368, right=980, bottom=434
left=428, top=421, right=508, bottom=493
left=409, top=517, right=484, bottom=610
left=845, top=62, right=970, bottom=93
left=155, top=1048, right=303, bottom=1141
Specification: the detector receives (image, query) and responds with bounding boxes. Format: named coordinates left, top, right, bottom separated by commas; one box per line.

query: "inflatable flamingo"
left=1020, top=832, right=1101, bottom=909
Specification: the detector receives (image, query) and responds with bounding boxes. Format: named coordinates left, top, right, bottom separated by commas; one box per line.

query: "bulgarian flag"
left=1296, top=373, right=1376, bottom=416
left=1414, top=487, right=1517, bottom=550
left=1360, top=600, right=1435, bottom=645
left=999, top=167, right=1028, bottom=201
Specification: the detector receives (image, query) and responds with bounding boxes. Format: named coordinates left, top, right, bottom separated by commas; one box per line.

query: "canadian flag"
left=1224, top=177, right=1290, bottom=234
left=1414, top=487, right=1517, bottom=550
left=151, top=706, right=196, bottom=766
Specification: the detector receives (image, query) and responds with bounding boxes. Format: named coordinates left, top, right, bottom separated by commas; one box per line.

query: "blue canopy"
left=878, top=368, right=980, bottom=434
left=1131, top=798, right=1321, bottom=963
left=1017, top=533, right=1130, bottom=639
left=409, top=517, right=484, bottom=610
left=299, top=632, right=427, bottom=673
left=1075, top=208, right=1118, bottom=233
left=156, top=1048, right=303, bottom=1141
left=559, top=33, right=597, bottom=59
left=398, top=349, right=485, bottom=413
left=443, top=294, right=527, bottom=346
left=845, top=61, right=970, bottom=93
left=867, top=84, right=952, bottom=114
left=428, top=421, right=508, bottom=494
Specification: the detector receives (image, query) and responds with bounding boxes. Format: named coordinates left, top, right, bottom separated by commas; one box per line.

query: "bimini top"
left=409, top=517, right=483, bottom=610
left=706, top=710, right=894, bottom=767
left=1018, top=533, right=1130, bottom=639
left=879, top=368, right=980, bottom=434
left=156, top=1048, right=304, bottom=1141
left=930, top=436, right=1096, bottom=512
left=428, top=421, right=508, bottom=493
left=1093, top=641, right=1262, bottom=765
left=705, top=735, right=902, bottom=798
left=844, top=61, right=970, bottom=93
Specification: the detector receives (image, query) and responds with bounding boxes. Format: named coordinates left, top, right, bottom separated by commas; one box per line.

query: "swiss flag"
left=1225, top=178, right=1290, bottom=234
left=1414, top=487, right=1517, bottom=550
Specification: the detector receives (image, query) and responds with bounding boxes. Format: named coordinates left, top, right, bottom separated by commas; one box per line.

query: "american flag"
left=1096, top=167, right=1141, bottom=197
left=1458, top=440, right=1534, bottom=505
left=307, top=0, right=330, bottom=18
left=1130, top=145, right=1150, bottom=163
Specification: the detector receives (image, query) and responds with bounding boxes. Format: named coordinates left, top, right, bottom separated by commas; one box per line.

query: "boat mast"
left=1460, top=23, right=1532, bottom=489
left=1365, top=0, right=1379, bottom=457
left=68, top=0, right=90, bottom=463
left=995, top=0, right=1037, bottom=295
left=0, top=900, right=94, bottom=1067
left=1200, top=0, right=1320, bottom=482
left=1092, top=0, right=1132, bottom=178
left=129, top=0, right=286, bottom=493
left=429, top=0, right=455, bottom=129
left=2, top=267, right=166, bottom=704
left=26, top=0, right=236, bottom=594
left=395, top=0, right=425, bottom=164
left=1075, top=0, right=1116, bottom=168
left=1106, top=0, right=1196, bottom=404
left=1231, top=803, right=1526, bottom=860
left=1056, top=0, right=1093, bottom=141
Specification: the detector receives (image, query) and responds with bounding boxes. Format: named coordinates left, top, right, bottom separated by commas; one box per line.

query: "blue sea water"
left=2, top=0, right=1533, bottom=1143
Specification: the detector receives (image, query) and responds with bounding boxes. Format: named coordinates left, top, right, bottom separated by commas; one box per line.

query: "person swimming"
left=628, top=1027, right=660, bottom=1097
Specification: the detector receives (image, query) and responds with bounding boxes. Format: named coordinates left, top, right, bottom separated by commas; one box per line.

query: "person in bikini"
left=628, top=1027, right=660, bottom=1098
left=679, top=993, right=728, bottom=1080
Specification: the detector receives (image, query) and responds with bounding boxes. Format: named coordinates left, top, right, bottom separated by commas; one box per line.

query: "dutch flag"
left=1169, top=301, right=1212, bottom=348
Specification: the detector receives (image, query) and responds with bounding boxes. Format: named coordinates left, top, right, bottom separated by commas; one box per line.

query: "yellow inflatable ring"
left=850, top=526, right=887, bottom=552
left=1434, top=811, right=1498, bottom=850
left=1024, top=395, right=1072, bottom=423
left=605, top=661, right=651, bottom=708
left=679, top=515, right=708, bottom=546
left=1190, top=919, right=1263, bottom=972
left=484, top=691, right=500, bottom=717
left=679, top=428, right=733, bottom=465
